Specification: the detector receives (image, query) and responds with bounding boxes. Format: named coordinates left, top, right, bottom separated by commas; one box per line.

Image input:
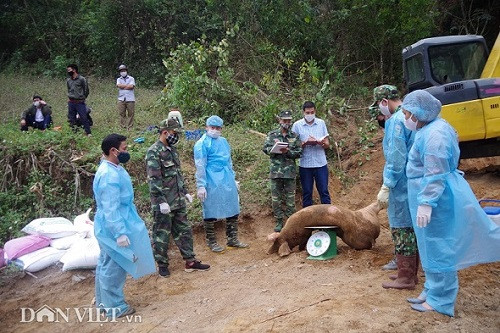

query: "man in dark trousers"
left=20, top=95, right=52, bottom=131
left=66, top=63, right=91, bottom=136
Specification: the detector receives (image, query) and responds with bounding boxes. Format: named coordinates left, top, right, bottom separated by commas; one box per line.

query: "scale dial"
left=306, top=231, right=331, bottom=257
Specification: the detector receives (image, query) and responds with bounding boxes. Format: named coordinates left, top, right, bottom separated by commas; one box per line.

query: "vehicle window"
left=429, top=42, right=487, bottom=84
left=405, top=54, right=425, bottom=85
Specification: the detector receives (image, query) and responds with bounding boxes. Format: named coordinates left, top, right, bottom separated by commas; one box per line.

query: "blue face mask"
left=117, top=151, right=130, bottom=164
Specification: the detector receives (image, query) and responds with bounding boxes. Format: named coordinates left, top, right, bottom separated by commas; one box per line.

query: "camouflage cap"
left=278, top=110, right=293, bottom=119
left=369, top=85, right=400, bottom=107
left=159, top=118, right=181, bottom=131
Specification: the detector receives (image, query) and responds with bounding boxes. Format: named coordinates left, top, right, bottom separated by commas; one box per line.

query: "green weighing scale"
left=305, top=226, right=339, bottom=260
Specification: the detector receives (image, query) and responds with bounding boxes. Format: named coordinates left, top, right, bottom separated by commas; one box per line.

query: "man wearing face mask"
left=369, top=85, right=418, bottom=288
left=194, top=115, right=248, bottom=252
left=116, top=64, right=136, bottom=130
left=93, top=133, right=156, bottom=318
left=401, top=90, right=500, bottom=316
left=262, top=110, right=302, bottom=232
left=20, top=95, right=52, bottom=131
left=291, top=101, right=331, bottom=207
left=146, top=118, right=210, bottom=277
left=66, top=63, right=91, bottom=136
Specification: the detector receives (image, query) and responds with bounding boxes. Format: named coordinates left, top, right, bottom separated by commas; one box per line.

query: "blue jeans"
left=299, top=165, right=331, bottom=207
left=68, top=102, right=91, bottom=134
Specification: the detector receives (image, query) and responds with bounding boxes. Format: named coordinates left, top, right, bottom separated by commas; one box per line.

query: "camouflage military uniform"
left=263, top=127, right=302, bottom=230
left=391, top=227, right=417, bottom=256
left=146, top=140, right=194, bottom=267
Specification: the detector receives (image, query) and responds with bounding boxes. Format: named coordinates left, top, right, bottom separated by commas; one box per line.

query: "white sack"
left=22, top=217, right=76, bottom=239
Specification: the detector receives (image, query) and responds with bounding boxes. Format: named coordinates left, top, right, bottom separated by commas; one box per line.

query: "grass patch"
left=0, top=73, right=272, bottom=244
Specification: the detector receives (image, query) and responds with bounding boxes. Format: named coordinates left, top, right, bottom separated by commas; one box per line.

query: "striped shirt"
left=292, top=118, right=329, bottom=168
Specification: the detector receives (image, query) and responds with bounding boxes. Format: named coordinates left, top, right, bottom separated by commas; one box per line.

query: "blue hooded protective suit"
left=93, top=160, right=156, bottom=316
left=382, top=107, right=414, bottom=228
left=194, top=134, right=240, bottom=219
left=403, top=89, right=500, bottom=317
left=406, top=118, right=500, bottom=273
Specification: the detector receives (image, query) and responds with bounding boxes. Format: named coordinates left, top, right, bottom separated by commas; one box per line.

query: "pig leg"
left=267, top=240, right=280, bottom=255
left=278, top=241, right=292, bottom=257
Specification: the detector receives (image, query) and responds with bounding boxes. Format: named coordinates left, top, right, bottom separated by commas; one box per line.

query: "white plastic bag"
left=14, top=247, right=66, bottom=272
left=22, top=217, right=76, bottom=239
left=50, top=234, right=84, bottom=250
left=60, top=236, right=100, bottom=271
left=73, top=208, right=94, bottom=238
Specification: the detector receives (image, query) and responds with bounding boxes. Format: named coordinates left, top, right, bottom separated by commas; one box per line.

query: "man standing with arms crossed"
left=116, top=64, right=136, bottom=130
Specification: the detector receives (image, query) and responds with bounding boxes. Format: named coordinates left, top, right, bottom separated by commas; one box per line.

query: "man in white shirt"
left=116, top=64, right=136, bottom=130
left=291, top=101, right=331, bottom=207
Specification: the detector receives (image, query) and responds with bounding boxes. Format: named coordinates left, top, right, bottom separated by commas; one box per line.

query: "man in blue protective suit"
left=370, top=85, right=418, bottom=289
left=194, top=115, right=249, bottom=252
left=401, top=90, right=500, bottom=316
left=93, top=133, right=156, bottom=318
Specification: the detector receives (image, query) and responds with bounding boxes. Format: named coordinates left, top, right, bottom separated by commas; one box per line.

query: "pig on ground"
left=267, top=202, right=381, bottom=257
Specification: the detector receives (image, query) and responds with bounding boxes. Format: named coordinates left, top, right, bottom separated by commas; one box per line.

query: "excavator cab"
left=402, top=34, right=500, bottom=158
left=403, top=35, right=488, bottom=91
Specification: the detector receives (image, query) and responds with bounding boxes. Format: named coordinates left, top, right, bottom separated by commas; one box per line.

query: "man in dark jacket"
left=67, top=64, right=91, bottom=136
left=20, top=95, right=52, bottom=131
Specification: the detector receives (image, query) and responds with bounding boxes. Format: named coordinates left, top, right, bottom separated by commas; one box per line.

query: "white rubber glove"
left=185, top=193, right=193, bottom=204
left=197, top=187, right=207, bottom=202
left=235, top=181, right=240, bottom=191
left=377, top=185, right=390, bottom=208
left=117, top=235, right=130, bottom=247
left=416, top=204, right=432, bottom=228
left=159, top=202, right=171, bottom=214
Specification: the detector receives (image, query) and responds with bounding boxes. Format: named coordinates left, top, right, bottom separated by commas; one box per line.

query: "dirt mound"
left=1, top=144, right=499, bottom=332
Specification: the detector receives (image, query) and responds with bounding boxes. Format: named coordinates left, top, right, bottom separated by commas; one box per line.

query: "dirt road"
left=1, top=154, right=499, bottom=333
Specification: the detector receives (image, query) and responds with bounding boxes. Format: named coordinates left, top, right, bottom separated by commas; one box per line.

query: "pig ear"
left=267, top=240, right=279, bottom=254
left=278, top=242, right=292, bottom=257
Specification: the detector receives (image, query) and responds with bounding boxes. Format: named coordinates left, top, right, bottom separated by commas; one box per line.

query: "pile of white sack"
left=0, top=209, right=100, bottom=274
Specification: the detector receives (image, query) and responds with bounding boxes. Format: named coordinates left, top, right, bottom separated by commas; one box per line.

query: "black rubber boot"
left=226, top=218, right=248, bottom=248
left=204, top=220, right=224, bottom=252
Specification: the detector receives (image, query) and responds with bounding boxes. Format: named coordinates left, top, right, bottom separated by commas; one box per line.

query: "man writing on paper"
left=263, top=110, right=302, bottom=231
left=292, top=101, right=331, bottom=207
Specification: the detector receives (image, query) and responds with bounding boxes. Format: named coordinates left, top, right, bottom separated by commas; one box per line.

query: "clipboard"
left=270, top=141, right=289, bottom=154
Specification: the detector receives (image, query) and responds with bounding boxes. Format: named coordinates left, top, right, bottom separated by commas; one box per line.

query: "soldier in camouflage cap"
left=262, top=110, right=302, bottom=232
left=146, top=117, right=210, bottom=277
left=369, top=85, right=401, bottom=129
left=369, top=85, right=418, bottom=284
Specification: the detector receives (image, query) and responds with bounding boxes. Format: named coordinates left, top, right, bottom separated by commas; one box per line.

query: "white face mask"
left=404, top=115, right=418, bottom=131
left=304, top=114, right=315, bottom=122
left=33, top=101, right=40, bottom=107
left=378, top=100, right=391, bottom=117
left=120, top=71, right=127, bottom=77
left=207, top=129, right=221, bottom=139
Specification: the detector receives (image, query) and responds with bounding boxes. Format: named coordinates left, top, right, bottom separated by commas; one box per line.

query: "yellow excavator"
left=402, top=32, right=500, bottom=158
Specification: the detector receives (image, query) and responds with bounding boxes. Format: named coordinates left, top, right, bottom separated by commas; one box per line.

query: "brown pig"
left=267, top=202, right=382, bottom=257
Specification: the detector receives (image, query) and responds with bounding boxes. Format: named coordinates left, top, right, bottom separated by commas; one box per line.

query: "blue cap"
left=402, top=90, right=442, bottom=122
left=206, top=115, right=223, bottom=127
